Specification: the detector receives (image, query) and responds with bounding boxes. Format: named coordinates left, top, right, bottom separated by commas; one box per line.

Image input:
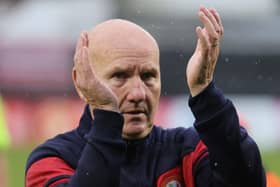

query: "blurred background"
left=0, top=0, right=280, bottom=186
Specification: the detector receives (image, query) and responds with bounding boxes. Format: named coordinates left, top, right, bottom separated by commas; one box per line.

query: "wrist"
left=86, top=109, right=124, bottom=140
left=189, top=83, right=209, bottom=97
left=89, top=104, right=120, bottom=115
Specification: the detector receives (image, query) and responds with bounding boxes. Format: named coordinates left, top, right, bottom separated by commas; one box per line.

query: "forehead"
left=94, top=48, right=160, bottom=71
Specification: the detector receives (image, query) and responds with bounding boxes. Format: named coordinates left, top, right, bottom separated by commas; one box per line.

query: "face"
left=92, top=48, right=161, bottom=139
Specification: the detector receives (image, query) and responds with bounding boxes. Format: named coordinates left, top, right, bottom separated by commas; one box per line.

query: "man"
left=25, top=7, right=266, bottom=187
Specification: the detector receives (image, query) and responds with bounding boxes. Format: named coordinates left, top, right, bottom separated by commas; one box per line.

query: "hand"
left=73, top=32, right=119, bottom=113
left=186, top=6, right=224, bottom=96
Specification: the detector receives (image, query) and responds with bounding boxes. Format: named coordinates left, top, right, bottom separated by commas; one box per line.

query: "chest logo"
left=157, top=167, right=183, bottom=187
left=166, top=180, right=182, bottom=187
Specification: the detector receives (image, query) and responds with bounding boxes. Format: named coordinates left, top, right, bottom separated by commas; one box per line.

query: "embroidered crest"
left=166, top=180, right=182, bottom=187
left=157, top=167, right=183, bottom=187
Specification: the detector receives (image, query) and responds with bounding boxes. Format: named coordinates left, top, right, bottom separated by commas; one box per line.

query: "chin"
left=122, top=121, right=153, bottom=139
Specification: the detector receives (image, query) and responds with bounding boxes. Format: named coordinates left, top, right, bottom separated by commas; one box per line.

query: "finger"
left=74, top=47, right=82, bottom=66
left=209, top=8, right=224, bottom=35
left=198, top=10, right=218, bottom=40
left=83, top=47, right=97, bottom=84
left=81, top=32, right=89, bottom=48
left=75, top=49, right=84, bottom=81
left=80, top=47, right=91, bottom=75
left=75, top=33, right=84, bottom=54
left=84, top=32, right=89, bottom=47
left=74, top=33, right=85, bottom=64
left=82, top=47, right=90, bottom=68
left=75, top=48, right=90, bottom=88
left=209, top=8, right=222, bottom=26
left=200, top=6, right=220, bottom=34
left=196, top=26, right=208, bottom=51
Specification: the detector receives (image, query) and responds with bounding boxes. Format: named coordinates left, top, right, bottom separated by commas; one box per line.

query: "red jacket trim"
left=182, top=140, right=208, bottom=187
left=26, top=157, right=74, bottom=187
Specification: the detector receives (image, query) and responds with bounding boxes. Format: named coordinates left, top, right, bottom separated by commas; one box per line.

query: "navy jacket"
left=25, top=83, right=266, bottom=187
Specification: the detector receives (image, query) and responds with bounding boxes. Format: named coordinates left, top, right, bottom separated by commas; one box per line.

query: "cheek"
left=110, top=86, right=123, bottom=98
left=151, top=82, right=161, bottom=101
left=110, top=85, right=127, bottom=106
left=147, top=86, right=161, bottom=114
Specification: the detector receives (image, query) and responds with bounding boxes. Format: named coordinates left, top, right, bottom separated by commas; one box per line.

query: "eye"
left=141, top=71, right=156, bottom=81
left=112, top=72, right=127, bottom=79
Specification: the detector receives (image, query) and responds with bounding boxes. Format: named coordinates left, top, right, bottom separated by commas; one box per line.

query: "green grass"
left=262, top=149, right=280, bottom=175
left=4, top=147, right=32, bottom=187
left=1, top=148, right=280, bottom=187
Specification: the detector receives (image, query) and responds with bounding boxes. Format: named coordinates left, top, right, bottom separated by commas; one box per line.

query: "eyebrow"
left=104, top=65, right=134, bottom=78
left=107, top=63, right=159, bottom=74
left=109, top=48, right=157, bottom=58
left=141, top=66, right=159, bottom=74
left=110, top=64, right=135, bottom=72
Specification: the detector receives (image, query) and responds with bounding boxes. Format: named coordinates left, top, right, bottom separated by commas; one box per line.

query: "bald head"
left=88, top=19, right=159, bottom=63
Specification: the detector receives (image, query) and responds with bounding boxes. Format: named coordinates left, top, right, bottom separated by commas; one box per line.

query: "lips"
left=122, top=108, right=148, bottom=124
left=122, top=109, right=147, bottom=115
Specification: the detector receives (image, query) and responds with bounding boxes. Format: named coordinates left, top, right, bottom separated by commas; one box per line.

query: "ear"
left=72, top=67, right=87, bottom=102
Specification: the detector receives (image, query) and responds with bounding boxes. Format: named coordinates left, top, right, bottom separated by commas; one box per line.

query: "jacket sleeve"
left=25, top=109, right=126, bottom=187
left=188, top=82, right=266, bottom=187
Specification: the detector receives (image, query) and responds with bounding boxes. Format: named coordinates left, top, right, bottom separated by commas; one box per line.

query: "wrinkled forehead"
left=89, top=39, right=160, bottom=70
left=99, top=48, right=158, bottom=62
left=89, top=34, right=159, bottom=61
left=91, top=47, right=160, bottom=74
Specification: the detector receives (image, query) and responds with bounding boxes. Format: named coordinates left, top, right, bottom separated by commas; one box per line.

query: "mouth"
left=122, top=109, right=147, bottom=116
left=125, top=111, right=144, bottom=114
left=121, top=108, right=150, bottom=126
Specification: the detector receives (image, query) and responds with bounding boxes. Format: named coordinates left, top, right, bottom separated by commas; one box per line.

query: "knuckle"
left=204, top=46, right=210, bottom=54
left=220, top=27, right=224, bottom=34
left=212, top=34, right=219, bottom=40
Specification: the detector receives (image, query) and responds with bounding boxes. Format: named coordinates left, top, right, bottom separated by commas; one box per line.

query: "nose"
left=127, top=78, right=146, bottom=104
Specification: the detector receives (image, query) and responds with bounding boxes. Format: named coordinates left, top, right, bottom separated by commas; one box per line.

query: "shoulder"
left=26, top=129, right=86, bottom=173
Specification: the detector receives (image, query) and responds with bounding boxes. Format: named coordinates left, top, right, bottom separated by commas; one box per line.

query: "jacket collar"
left=77, top=104, right=93, bottom=138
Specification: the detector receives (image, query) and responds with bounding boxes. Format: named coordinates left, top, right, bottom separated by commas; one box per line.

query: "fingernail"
left=198, top=11, right=204, bottom=17
left=81, top=31, right=86, bottom=38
